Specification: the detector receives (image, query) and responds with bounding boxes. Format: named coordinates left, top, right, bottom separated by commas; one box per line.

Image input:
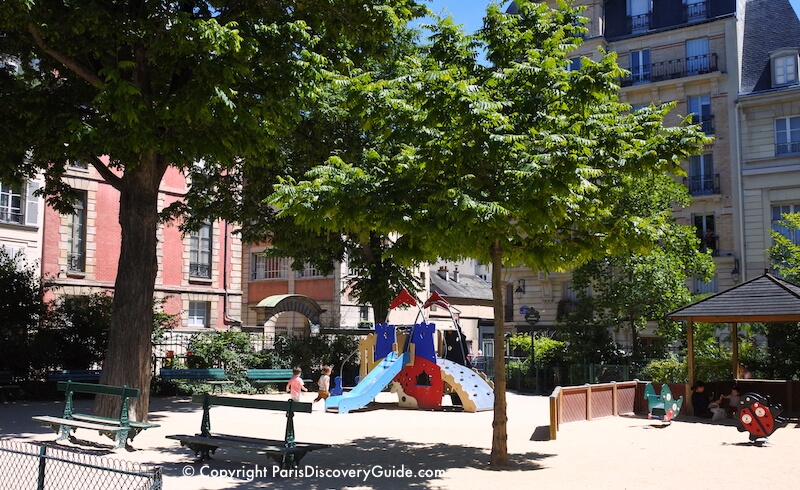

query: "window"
left=627, top=0, right=651, bottom=33
left=188, top=301, right=210, bottom=328
left=251, top=254, right=290, bottom=280
left=688, top=154, right=716, bottom=195
left=693, top=214, right=717, bottom=255
left=773, top=53, right=798, bottom=86
left=297, top=262, right=323, bottom=278
left=0, top=183, right=23, bottom=224
left=775, top=116, right=800, bottom=155
left=688, top=95, right=713, bottom=134
left=189, top=224, right=212, bottom=278
left=630, top=49, right=650, bottom=84
left=772, top=204, right=800, bottom=245
left=686, top=37, right=710, bottom=75
left=69, top=159, right=88, bottom=170
left=68, top=191, right=86, bottom=272
left=359, top=306, right=369, bottom=322
left=568, top=57, right=581, bottom=72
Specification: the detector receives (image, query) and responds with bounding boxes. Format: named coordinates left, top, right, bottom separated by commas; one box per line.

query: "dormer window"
left=771, top=49, right=799, bottom=87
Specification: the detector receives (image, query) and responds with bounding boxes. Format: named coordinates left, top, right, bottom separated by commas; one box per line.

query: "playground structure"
left=325, top=291, right=494, bottom=414
left=737, top=392, right=787, bottom=443
left=644, top=382, right=683, bottom=423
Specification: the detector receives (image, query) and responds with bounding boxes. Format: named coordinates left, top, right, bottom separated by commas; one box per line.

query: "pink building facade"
left=41, top=163, right=242, bottom=331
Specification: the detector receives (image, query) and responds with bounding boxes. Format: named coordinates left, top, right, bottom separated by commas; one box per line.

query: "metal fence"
left=0, top=440, right=161, bottom=490
left=152, top=329, right=278, bottom=374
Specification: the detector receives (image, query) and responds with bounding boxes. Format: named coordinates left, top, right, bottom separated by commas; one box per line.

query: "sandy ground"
left=1, top=390, right=799, bottom=489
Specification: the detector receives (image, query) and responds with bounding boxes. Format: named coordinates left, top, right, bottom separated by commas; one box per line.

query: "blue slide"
left=325, top=351, right=410, bottom=414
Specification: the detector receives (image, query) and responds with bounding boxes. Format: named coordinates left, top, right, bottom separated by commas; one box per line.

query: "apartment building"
left=0, top=174, right=44, bottom=272
left=506, top=0, right=800, bottom=345
left=38, top=162, right=243, bottom=330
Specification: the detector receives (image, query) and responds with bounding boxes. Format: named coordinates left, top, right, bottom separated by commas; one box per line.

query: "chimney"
left=452, top=265, right=459, bottom=283
left=437, top=266, right=449, bottom=281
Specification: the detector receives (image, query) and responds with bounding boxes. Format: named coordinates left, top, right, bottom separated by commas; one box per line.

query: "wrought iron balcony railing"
left=189, top=262, right=211, bottom=278
left=621, top=53, right=718, bottom=86
left=683, top=173, right=720, bottom=196
left=684, top=1, right=708, bottom=22
left=628, top=13, right=651, bottom=33
left=776, top=141, right=800, bottom=156
left=692, top=115, right=715, bottom=135
left=699, top=234, right=719, bottom=256
left=67, top=252, right=85, bottom=272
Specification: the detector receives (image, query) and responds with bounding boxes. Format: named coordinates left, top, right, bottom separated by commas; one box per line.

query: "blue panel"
left=410, top=322, right=436, bottom=363
left=374, top=323, right=396, bottom=361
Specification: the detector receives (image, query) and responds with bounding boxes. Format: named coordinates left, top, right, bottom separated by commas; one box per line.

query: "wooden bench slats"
left=33, top=415, right=127, bottom=433
left=33, top=380, right=157, bottom=449
left=72, top=414, right=160, bottom=430
left=168, top=393, right=327, bottom=468
left=160, top=368, right=228, bottom=380
left=190, top=393, right=314, bottom=413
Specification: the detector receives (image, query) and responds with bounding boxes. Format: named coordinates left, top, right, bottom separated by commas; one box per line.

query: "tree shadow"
left=154, top=436, right=555, bottom=489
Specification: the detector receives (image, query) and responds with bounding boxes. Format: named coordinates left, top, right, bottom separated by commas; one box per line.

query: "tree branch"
left=88, top=155, right=123, bottom=190
left=27, top=23, right=105, bottom=88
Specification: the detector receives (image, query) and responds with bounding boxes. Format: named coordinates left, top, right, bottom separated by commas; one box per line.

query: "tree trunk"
left=95, top=155, right=167, bottom=422
left=489, top=239, right=508, bottom=467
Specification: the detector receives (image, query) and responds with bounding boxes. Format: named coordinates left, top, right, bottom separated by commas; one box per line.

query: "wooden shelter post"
left=687, top=320, right=695, bottom=388
left=731, top=322, right=739, bottom=379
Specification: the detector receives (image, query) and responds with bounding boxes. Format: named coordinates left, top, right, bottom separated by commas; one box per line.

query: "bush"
left=641, top=357, right=686, bottom=383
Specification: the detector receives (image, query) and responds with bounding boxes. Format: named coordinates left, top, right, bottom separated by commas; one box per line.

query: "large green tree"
left=0, top=0, right=424, bottom=420
left=271, top=0, right=710, bottom=466
left=569, top=171, right=715, bottom=360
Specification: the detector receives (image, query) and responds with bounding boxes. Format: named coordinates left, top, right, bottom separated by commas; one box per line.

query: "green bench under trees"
left=47, top=370, right=102, bottom=383
left=245, top=369, right=311, bottom=392
left=160, top=368, right=233, bottom=393
left=32, top=381, right=159, bottom=449
left=167, top=393, right=329, bottom=468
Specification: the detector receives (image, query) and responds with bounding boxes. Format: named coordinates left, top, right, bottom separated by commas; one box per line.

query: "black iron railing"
left=699, top=233, right=719, bottom=256
left=189, top=262, right=211, bottom=278
left=0, top=210, right=23, bottom=224
left=692, top=114, right=715, bottom=135
left=684, top=1, right=708, bottom=22
left=67, top=252, right=85, bottom=272
left=776, top=141, right=800, bottom=156
left=684, top=173, right=720, bottom=196
left=622, top=53, right=718, bottom=86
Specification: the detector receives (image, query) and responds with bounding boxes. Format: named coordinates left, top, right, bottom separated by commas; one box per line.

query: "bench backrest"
left=191, top=393, right=312, bottom=446
left=245, top=369, right=294, bottom=380
left=48, top=370, right=102, bottom=382
left=160, top=368, right=227, bottom=380
left=57, top=381, right=140, bottom=426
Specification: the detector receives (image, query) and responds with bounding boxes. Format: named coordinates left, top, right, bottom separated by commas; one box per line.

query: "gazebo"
left=668, top=272, right=800, bottom=386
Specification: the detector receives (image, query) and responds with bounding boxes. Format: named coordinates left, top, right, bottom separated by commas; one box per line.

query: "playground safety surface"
left=2, top=390, right=799, bottom=489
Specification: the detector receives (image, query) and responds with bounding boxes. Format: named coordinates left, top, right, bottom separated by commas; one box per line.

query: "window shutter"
left=25, top=181, right=40, bottom=227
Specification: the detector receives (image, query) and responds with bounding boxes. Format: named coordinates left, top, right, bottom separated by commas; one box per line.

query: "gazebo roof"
left=668, top=272, right=800, bottom=323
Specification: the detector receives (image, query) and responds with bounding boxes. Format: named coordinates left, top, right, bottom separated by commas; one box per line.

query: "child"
left=314, top=366, right=332, bottom=403
left=719, top=386, right=741, bottom=418
left=286, top=367, right=308, bottom=402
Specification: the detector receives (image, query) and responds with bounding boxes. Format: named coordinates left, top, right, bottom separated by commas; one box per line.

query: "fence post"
left=37, top=445, right=46, bottom=490
left=612, top=381, right=618, bottom=417
left=586, top=384, right=593, bottom=421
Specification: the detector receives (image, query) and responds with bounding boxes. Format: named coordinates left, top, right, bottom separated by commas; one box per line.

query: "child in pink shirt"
left=286, top=367, right=307, bottom=401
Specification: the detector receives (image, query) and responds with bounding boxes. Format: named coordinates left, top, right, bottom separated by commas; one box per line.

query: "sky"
left=424, top=0, right=800, bottom=34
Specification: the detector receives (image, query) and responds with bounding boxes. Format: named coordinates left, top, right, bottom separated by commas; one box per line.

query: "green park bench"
left=245, top=369, right=311, bottom=392
left=47, top=370, right=102, bottom=383
left=160, top=368, right=233, bottom=393
left=32, top=381, right=159, bottom=449
left=167, top=393, right=330, bottom=468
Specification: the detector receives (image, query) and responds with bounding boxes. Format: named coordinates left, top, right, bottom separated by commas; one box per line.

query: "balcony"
left=684, top=1, right=708, bottom=22
left=692, top=115, right=715, bottom=135
left=621, top=54, right=718, bottom=86
left=684, top=174, right=720, bottom=196
left=67, top=252, right=85, bottom=272
left=189, top=262, right=211, bottom=278
left=776, top=141, right=800, bottom=156
left=628, top=13, right=652, bottom=34
left=699, top=233, right=719, bottom=256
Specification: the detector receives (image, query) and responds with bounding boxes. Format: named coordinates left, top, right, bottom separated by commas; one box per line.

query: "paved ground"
left=1, top=391, right=798, bottom=489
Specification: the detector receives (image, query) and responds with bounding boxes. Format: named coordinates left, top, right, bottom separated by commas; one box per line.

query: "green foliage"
left=534, top=335, right=567, bottom=366
left=641, top=356, right=687, bottom=383
left=768, top=212, right=800, bottom=283
left=0, top=248, right=45, bottom=373
left=186, top=330, right=255, bottom=375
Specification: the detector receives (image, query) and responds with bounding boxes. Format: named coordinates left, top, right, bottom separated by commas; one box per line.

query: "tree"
left=270, top=1, right=711, bottom=467
left=569, top=173, right=715, bottom=359
left=768, top=212, right=800, bottom=283
left=0, top=0, right=425, bottom=420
